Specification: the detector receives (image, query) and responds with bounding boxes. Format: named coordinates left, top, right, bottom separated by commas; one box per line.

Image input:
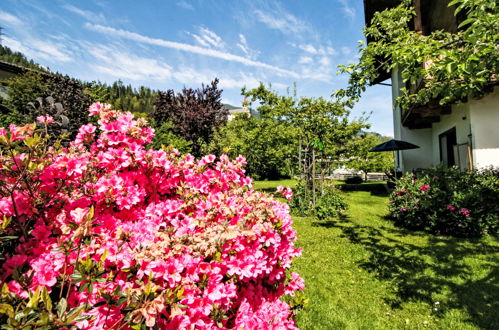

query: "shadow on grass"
left=256, top=188, right=279, bottom=194
left=336, top=183, right=390, bottom=197
left=313, top=216, right=499, bottom=329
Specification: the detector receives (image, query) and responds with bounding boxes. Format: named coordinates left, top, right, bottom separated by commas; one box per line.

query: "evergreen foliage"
left=0, top=45, right=46, bottom=71
left=85, top=80, right=157, bottom=114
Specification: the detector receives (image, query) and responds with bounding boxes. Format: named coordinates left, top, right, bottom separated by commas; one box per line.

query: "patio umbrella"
left=369, top=139, right=420, bottom=178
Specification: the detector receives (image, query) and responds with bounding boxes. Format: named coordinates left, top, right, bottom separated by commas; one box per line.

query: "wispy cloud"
left=341, top=46, right=352, bottom=55
left=236, top=34, right=260, bottom=60
left=3, top=35, right=73, bottom=63
left=64, top=4, right=106, bottom=22
left=298, top=56, right=313, bottom=64
left=236, top=34, right=249, bottom=55
left=88, top=45, right=172, bottom=80
left=293, top=43, right=337, bottom=56
left=171, top=67, right=263, bottom=90
left=190, top=27, right=225, bottom=50
left=338, top=0, right=356, bottom=18
left=85, top=23, right=299, bottom=78
left=253, top=2, right=309, bottom=35
left=176, top=1, right=194, bottom=10
left=0, top=10, right=22, bottom=25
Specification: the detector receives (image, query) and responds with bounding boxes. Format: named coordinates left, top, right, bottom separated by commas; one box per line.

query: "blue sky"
left=0, top=0, right=393, bottom=136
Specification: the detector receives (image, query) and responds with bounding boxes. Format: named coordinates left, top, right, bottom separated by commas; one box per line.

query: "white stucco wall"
left=469, top=88, right=499, bottom=169
left=391, top=68, right=498, bottom=172
left=391, top=68, right=433, bottom=172
left=431, top=102, right=471, bottom=165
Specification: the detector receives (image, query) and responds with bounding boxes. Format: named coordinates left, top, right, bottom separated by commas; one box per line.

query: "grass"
left=255, top=180, right=499, bottom=330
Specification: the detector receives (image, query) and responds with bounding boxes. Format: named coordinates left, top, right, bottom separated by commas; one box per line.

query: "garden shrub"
left=0, top=103, right=304, bottom=328
left=389, top=166, right=499, bottom=237
left=345, top=176, right=364, bottom=184
left=291, top=181, right=347, bottom=220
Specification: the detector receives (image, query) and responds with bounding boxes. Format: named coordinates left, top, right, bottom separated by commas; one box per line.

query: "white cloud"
left=253, top=2, right=309, bottom=35
left=88, top=45, right=172, bottom=80
left=237, top=34, right=248, bottom=54
left=83, top=42, right=276, bottom=90
left=236, top=34, right=260, bottom=60
left=326, top=46, right=337, bottom=56
left=2, top=36, right=30, bottom=57
left=298, top=56, right=313, bottom=64
left=341, top=46, right=352, bottom=55
left=319, top=56, right=331, bottom=66
left=190, top=27, right=224, bottom=49
left=176, top=1, right=194, bottom=10
left=300, top=68, right=332, bottom=82
left=64, top=5, right=106, bottom=22
left=293, top=43, right=337, bottom=56
left=30, top=39, right=73, bottom=62
left=3, top=35, right=73, bottom=63
left=338, top=0, right=356, bottom=18
left=299, top=44, right=318, bottom=54
left=85, top=23, right=299, bottom=78
left=0, top=10, right=22, bottom=25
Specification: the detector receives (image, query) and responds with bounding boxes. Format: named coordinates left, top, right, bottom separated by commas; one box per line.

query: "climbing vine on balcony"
left=335, top=0, right=498, bottom=110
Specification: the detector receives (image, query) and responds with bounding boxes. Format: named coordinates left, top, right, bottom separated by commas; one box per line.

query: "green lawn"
left=255, top=180, right=499, bottom=329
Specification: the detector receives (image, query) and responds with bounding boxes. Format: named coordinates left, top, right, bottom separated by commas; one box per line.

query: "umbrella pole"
left=393, top=150, right=397, bottom=181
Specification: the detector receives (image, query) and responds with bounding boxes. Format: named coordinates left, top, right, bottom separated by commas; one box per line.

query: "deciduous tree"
left=152, top=79, right=228, bottom=156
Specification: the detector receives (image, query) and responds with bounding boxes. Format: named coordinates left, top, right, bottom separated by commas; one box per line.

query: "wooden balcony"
left=402, top=99, right=451, bottom=129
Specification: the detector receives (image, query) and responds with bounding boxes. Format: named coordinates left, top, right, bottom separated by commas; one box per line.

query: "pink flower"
left=276, top=186, right=293, bottom=201
left=36, top=115, right=55, bottom=124
left=88, top=102, right=111, bottom=116
left=420, top=184, right=430, bottom=191
left=285, top=272, right=305, bottom=296
left=9, top=124, right=25, bottom=141
left=0, top=103, right=303, bottom=328
left=458, top=208, right=470, bottom=217
left=400, top=207, right=408, bottom=212
left=447, top=204, right=456, bottom=211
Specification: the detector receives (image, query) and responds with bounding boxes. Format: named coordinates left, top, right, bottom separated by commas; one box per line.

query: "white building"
left=364, top=0, right=499, bottom=172
left=223, top=104, right=251, bottom=121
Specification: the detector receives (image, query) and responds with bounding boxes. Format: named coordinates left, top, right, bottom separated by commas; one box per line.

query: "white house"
left=223, top=104, right=251, bottom=121
left=364, top=0, right=499, bottom=172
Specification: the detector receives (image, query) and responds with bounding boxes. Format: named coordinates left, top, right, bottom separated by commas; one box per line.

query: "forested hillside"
left=0, top=45, right=46, bottom=71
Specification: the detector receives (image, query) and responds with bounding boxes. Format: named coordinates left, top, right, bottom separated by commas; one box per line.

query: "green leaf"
left=65, top=305, right=86, bottom=323
left=70, top=271, right=83, bottom=282
left=458, top=18, right=475, bottom=28
left=57, top=298, right=67, bottom=318
left=0, top=303, right=14, bottom=318
left=41, top=287, right=52, bottom=312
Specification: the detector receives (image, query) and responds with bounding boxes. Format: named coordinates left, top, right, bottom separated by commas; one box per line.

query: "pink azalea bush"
left=389, top=167, right=499, bottom=237
left=0, top=103, right=304, bottom=328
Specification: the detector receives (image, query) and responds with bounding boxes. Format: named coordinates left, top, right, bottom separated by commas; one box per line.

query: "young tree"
left=152, top=79, right=228, bottom=156
left=209, top=114, right=299, bottom=180
left=243, top=84, right=368, bottom=204
left=346, top=133, right=394, bottom=180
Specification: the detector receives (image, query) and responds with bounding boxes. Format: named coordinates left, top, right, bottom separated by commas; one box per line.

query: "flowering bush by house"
left=389, top=167, right=499, bottom=237
left=0, top=103, right=304, bottom=328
